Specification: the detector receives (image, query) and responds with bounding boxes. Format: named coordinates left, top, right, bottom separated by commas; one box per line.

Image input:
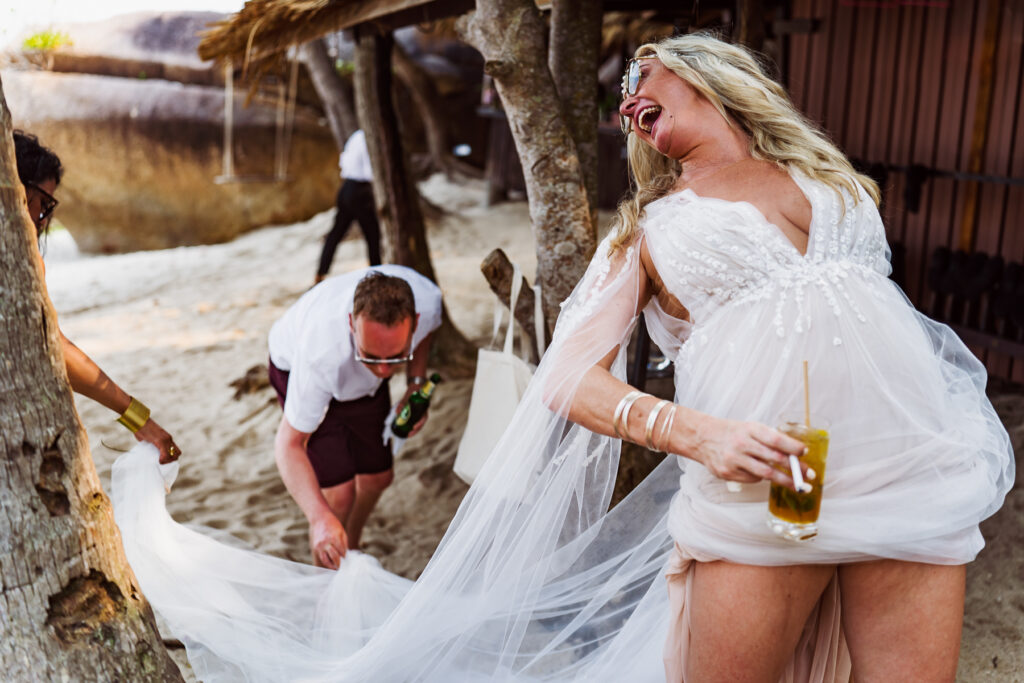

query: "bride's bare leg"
left=838, top=560, right=964, bottom=682
left=686, top=561, right=835, bottom=682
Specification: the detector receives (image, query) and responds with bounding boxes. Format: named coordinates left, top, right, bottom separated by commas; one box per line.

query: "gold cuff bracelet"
left=116, top=397, right=151, bottom=433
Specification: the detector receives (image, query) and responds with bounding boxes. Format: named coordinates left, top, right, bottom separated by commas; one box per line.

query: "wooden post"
left=958, top=0, right=1001, bottom=252
left=352, top=25, right=476, bottom=373
left=735, top=0, right=766, bottom=52
left=353, top=27, right=421, bottom=268
left=221, top=60, right=234, bottom=180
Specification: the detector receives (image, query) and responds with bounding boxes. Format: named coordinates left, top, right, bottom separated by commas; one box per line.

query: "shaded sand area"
left=46, top=175, right=1022, bottom=681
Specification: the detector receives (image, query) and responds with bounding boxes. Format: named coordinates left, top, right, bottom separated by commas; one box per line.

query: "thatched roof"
left=197, top=0, right=725, bottom=80
left=197, top=0, right=470, bottom=71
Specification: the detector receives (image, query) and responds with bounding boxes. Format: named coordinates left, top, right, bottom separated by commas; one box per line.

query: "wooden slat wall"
left=786, top=0, right=1024, bottom=380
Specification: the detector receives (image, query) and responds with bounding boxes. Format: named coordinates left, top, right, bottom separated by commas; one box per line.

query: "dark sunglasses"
left=26, top=182, right=59, bottom=228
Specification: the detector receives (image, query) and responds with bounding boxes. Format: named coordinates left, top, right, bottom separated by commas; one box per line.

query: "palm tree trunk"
left=0, top=76, right=182, bottom=682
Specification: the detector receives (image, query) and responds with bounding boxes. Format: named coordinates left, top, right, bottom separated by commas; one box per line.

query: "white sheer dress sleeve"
left=112, top=231, right=694, bottom=682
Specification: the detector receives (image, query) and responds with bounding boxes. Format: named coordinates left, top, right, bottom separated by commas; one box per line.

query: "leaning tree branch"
left=480, top=248, right=548, bottom=364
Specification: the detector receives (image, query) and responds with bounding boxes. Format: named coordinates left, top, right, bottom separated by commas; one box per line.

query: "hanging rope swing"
left=214, top=53, right=299, bottom=184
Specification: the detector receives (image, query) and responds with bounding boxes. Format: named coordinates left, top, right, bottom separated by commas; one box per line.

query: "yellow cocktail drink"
left=767, top=420, right=829, bottom=541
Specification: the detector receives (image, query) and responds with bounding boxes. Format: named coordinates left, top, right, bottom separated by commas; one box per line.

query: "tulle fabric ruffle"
left=112, top=232, right=686, bottom=682
left=665, top=274, right=1013, bottom=566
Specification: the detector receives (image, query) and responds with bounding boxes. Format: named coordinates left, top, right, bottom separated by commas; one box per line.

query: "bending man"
left=268, top=266, right=441, bottom=568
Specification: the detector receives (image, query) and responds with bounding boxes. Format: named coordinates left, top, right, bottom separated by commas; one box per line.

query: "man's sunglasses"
left=354, top=350, right=414, bottom=366
left=27, top=183, right=59, bottom=228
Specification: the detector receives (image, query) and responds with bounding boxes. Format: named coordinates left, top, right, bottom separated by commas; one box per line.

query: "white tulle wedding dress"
left=112, top=168, right=1012, bottom=682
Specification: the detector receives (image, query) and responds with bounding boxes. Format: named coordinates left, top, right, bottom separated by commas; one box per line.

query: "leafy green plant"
left=22, top=30, right=72, bottom=52
left=334, top=59, right=354, bottom=77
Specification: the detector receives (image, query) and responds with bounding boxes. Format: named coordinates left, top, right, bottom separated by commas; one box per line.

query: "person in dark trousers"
left=316, top=129, right=381, bottom=284
left=269, top=266, right=442, bottom=567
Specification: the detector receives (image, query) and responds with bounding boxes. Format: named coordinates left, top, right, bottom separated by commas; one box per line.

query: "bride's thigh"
left=686, top=561, right=835, bottom=683
left=838, top=560, right=965, bottom=683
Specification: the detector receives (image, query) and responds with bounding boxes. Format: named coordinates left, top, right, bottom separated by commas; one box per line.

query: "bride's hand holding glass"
left=686, top=415, right=808, bottom=490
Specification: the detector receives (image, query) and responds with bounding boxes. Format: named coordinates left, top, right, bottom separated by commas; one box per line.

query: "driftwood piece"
left=480, top=248, right=547, bottom=364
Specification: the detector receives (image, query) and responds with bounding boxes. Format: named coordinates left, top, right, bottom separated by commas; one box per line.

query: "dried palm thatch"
left=198, top=0, right=437, bottom=80
left=601, top=11, right=677, bottom=53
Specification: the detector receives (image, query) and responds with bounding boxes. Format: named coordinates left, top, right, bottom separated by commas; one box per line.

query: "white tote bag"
left=454, top=264, right=544, bottom=485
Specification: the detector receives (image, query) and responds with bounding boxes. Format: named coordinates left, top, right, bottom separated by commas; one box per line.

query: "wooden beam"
left=365, top=0, right=475, bottom=34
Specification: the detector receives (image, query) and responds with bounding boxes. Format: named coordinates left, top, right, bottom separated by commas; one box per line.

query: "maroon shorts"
left=268, top=359, right=393, bottom=488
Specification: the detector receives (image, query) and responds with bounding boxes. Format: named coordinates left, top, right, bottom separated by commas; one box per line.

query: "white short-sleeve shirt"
left=339, top=129, right=373, bottom=182
left=268, top=264, right=442, bottom=433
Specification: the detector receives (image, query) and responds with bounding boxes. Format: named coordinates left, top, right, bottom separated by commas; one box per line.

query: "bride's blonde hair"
left=609, top=32, right=880, bottom=253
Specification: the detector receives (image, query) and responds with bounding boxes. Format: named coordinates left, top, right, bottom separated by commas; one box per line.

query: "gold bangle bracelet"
left=116, top=397, right=151, bottom=433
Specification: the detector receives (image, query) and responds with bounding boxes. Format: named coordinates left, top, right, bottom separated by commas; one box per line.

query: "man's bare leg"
left=344, top=468, right=395, bottom=550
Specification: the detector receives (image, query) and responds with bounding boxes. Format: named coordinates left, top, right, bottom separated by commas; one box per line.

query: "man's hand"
left=309, top=511, right=348, bottom=570
left=135, top=418, right=181, bottom=464
left=396, top=384, right=429, bottom=437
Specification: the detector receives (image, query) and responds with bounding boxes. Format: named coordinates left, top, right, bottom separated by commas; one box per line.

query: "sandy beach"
left=46, top=174, right=1023, bottom=681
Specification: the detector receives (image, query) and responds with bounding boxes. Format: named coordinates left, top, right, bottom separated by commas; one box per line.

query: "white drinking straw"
left=790, top=454, right=812, bottom=493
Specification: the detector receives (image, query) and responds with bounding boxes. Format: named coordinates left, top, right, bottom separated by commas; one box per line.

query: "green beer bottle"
left=391, top=372, right=443, bottom=438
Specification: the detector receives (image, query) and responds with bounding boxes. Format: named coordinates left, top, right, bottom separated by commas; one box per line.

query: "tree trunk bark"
left=549, top=0, right=601, bottom=222
left=458, top=0, right=596, bottom=331
left=0, top=78, right=182, bottom=681
left=392, top=42, right=481, bottom=180
left=300, top=37, right=359, bottom=152
left=352, top=27, right=475, bottom=375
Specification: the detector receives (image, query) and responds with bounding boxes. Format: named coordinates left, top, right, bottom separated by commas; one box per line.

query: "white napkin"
left=382, top=404, right=407, bottom=455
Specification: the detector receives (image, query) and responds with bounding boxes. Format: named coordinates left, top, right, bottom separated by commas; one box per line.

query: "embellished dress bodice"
left=638, top=171, right=1012, bottom=566
left=643, top=172, right=889, bottom=337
